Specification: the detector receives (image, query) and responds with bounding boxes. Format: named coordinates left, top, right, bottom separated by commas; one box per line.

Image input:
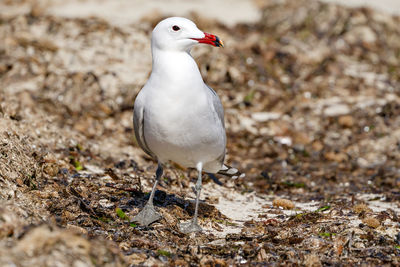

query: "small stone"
left=324, top=151, right=348, bottom=162
left=15, top=178, right=24, bottom=186
left=312, top=141, right=324, bottom=152
left=213, top=259, right=228, bottom=267
left=98, top=199, right=114, bottom=209
left=324, top=104, right=350, bottom=117
left=251, top=112, right=281, bottom=122
left=357, top=153, right=387, bottom=168
left=228, top=66, right=244, bottom=84
left=338, top=115, right=354, bottom=127
left=357, top=157, right=370, bottom=168
left=344, top=26, right=377, bottom=44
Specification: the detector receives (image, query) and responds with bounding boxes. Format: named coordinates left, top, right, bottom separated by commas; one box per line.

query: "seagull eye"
left=172, top=25, right=180, bottom=31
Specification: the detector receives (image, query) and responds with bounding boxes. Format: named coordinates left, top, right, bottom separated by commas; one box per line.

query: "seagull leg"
left=132, top=163, right=163, bottom=226
left=179, top=162, right=203, bottom=233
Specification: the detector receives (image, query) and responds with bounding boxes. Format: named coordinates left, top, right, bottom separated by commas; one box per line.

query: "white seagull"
left=133, top=17, right=239, bottom=233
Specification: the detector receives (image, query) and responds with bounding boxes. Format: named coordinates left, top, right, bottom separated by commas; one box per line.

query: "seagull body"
left=136, top=54, right=225, bottom=172
left=133, top=17, right=230, bottom=233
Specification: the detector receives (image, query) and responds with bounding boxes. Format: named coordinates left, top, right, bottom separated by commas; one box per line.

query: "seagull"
left=132, top=17, right=240, bottom=233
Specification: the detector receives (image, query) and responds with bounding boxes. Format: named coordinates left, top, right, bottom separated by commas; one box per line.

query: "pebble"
left=323, top=104, right=350, bottom=117
left=251, top=112, right=281, bottom=122
left=338, top=115, right=354, bottom=127
left=344, top=26, right=377, bottom=44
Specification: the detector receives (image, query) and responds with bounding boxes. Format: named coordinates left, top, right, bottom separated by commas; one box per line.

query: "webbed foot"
left=132, top=204, right=162, bottom=226
left=179, top=220, right=202, bottom=234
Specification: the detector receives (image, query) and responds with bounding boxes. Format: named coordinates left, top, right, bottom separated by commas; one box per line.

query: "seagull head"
left=151, top=17, right=224, bottom=52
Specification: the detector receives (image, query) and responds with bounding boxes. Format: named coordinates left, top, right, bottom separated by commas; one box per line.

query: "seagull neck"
left=150, top=49, right=203, bottom=86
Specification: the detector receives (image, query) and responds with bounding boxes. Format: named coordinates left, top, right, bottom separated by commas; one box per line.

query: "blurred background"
left=1, top=0, right=400, bottom=266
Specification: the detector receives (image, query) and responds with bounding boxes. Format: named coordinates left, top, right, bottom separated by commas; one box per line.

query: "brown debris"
left=303, top=253, right=322, bottom=267
left=273, top=198, right=295, bottom=209
left=353, top=203, right=372, bottom=214
left=362, top=217, right=381, bottom=228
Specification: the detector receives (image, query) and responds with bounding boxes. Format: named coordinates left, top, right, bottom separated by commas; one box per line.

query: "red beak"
left=191, top=32, right=224, bottom=47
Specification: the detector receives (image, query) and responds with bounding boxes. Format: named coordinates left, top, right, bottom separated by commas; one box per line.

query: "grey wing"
left=133, top=100, right=155, bottom=158
left=206, top=85, right=226, bottom=165
left=206, top=85, right=225, bottom=128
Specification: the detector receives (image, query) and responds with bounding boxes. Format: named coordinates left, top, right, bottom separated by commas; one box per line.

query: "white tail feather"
left=218, top=164, right=245, bottom=179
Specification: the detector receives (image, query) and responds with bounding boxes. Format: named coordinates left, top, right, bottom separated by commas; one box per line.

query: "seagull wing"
left=206, top=84, right=225, bottom=128
left=206, top=84, right=244, bottom=178
left=206, top=84, right=226, bottom=165
left=133, top=95, right=155, bottom=158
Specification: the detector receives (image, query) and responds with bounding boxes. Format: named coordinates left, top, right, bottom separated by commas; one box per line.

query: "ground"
left=1, top=0, right=400, bottom=266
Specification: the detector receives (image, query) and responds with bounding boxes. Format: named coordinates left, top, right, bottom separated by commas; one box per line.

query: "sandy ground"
left=1, top=0, right=400, bottom=265
left=0, top=0, right=262, bottom=27
left=323, top=0, right=400, bottom=15
left=3, top=0, right=400, bottom=26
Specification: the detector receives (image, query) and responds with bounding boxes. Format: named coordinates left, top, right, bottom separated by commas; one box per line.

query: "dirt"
left=1, top=0, right=400, bottom=266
